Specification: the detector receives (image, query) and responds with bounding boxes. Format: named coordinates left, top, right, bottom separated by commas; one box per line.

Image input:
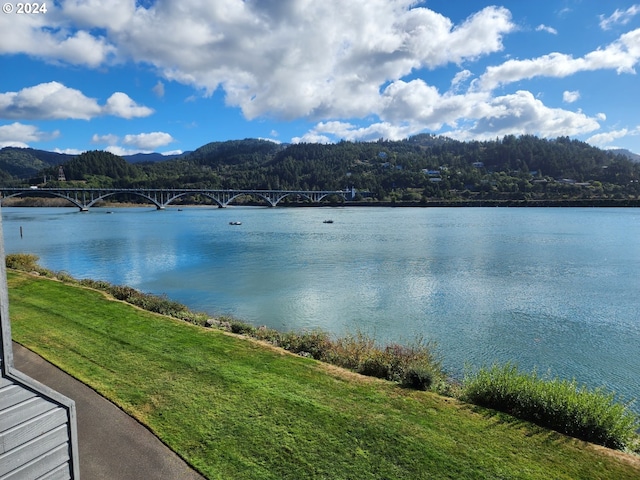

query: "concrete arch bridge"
left=0, top=187, right=356, bottom=211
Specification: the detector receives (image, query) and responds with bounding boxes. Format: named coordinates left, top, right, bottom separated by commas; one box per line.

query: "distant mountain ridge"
left=608, top=148, right=640, bottom=162
left=1, top=136, right=639, bottom=204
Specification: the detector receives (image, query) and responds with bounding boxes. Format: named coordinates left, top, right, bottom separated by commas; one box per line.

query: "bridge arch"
left=84, top=191, right=163, bottom=210
left=0, top=190, right=86, bottom=210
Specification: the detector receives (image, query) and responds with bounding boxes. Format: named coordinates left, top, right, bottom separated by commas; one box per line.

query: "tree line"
left=8, top=134, right=640, bottom=203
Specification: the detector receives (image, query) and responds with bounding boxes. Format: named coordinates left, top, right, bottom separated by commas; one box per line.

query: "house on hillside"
left=0, top=214, right=79, bottom=479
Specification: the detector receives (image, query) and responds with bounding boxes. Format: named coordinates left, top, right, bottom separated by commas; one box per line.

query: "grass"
left=7, top=270, right=640, bottom=479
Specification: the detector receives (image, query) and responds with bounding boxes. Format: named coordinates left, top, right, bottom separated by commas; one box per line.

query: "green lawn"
left=8, top=271, right=640, bottom=479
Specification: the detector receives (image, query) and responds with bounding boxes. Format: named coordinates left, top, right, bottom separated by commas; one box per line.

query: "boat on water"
left=229, top=221, right=242, bottom=225
left=323, top=219, right=334, bottom=224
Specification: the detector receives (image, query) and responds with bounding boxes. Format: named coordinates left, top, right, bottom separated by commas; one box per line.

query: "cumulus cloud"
left=0, top=13, right=115, bottom=66
left=587, top=127, right=640, bottom=146
left=0, top=82, right=101, bottom=120
left=459, top=90, right=600, bottom=139
left=296, top=87, right=602, bottom=143
left=3, top=1, right=637, bottom=147
left=0, top=122, right=59, bottom=146
left=54, top=147, right=85, bottom=155
left=104, top=93, right=154, bottom=119
left=1, top=1, right=515, bottom=122
left=563, top=90, right=580, bottom=103
left=477, top=28, right=640, bottom=91
left=599, top=5, right=640, bottom=30
left=105, top=145, right=147, bottom=156
left=0, top=83, right=153, bottom=120
left=122, top=132, right=175, bottom=149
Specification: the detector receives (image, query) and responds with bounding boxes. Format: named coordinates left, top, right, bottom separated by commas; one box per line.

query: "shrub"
left=359, top=353, right=392, bottom=379
left=5, top=253, right=53, bottom=276
left=277, top=330, right=332, bottom=360
left=401, top=366, right=435, bottom=391
left=461, top=364, right=640, bottom=450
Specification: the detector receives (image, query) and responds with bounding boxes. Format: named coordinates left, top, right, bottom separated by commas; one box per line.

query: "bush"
left=461, top=364, right=640, bottom=450
left=5, top=253, right=52, bottom=276
left=401, top=366, right=435, bottom=391
left=278, top=330, right=332, bottom=360
left=359, top=353, right=392, bottom=379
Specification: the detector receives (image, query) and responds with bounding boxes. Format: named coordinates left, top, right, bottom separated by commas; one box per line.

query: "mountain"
left=608, top=148, right=640, bottom=162
left=0, top=147, right=75, bottom=179
left=1, top=136, right=639, bottom=203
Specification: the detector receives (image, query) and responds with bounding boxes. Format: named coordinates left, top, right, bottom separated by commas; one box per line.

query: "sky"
left=1, top=1, right=640, bottom=156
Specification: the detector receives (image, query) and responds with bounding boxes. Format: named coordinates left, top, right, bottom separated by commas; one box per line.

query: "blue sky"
left=1, top=1, right=639, bottom=155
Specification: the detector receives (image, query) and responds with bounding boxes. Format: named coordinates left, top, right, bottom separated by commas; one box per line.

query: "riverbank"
left=4, top=196, right=640, bottom=208
left=8, top=269, right=640, bottom=479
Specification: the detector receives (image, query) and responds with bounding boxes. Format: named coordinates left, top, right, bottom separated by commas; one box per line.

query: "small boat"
left=323, top=219, right=334, bottom=224
left=229, top=221, right=242, bottom=225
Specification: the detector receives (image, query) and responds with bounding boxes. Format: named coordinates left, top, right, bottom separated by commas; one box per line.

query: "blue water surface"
left=3, top=206, right=639, bottom=406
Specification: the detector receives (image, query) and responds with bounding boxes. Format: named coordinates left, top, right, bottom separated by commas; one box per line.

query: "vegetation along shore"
left=6, top=253, right=640, bottom=479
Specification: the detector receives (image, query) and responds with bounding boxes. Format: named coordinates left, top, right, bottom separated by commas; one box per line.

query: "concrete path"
left=13, top=342, right=205, bottom=480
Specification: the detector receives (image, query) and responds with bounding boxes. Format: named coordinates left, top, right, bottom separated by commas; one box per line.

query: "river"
left=2, top=205, right=639, bottom=405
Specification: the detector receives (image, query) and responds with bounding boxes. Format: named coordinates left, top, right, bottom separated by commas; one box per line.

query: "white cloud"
left=92, top=133, right=119, bottom=145
left=477, top=28, right=640, bottom=91
left=0, top=12, right=115, bottom=66
left=152, top=81, right=165, bottom=98
left=536, top=24, right=558, bottom=35
left=1, top=1, right=514, bottom=122
left=105, top=145, right=147, bottom=156
left=449, top=91, right=600, bottom=141
left=122, top=132, right=175, bottom=149
left=0, top=122, right=59, bottom=145
left=54, top=147, right=84, bottom=155
left=587, top=127, right=640, bottom=146
left=451, top=70, right=473, bottom=91
left=104, top=93, right=154, bottom=119
left=599, top=5, right=640, bottom=30
left=0, top=83, right=153, bottom=120
left=563, top=90, right=580, bottom=103
left=0, top=82, right=101, bottom=120
left=4, top=2, right=635, bottom=148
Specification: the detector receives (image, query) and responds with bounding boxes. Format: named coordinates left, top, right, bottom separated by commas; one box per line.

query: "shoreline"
left=3, top=198, right=640, bottom=208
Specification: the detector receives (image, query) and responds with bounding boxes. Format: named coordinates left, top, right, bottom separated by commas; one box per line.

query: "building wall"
left=0, top=212, right=80, bottom=479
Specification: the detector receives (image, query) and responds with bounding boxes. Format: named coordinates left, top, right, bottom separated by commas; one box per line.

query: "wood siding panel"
left=0, top=425, right=69, bottom=477
left=2, top=444, right=70, bottom=480
left=0, top=384, right=37, bottom=410
left=0, top=397, right=57, bottom=433
left=0, top=407, right=68, bottom=454
left=33, top=462, right=71, bottom=480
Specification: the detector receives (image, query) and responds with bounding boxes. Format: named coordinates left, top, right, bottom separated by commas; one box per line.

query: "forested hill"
left=2, top=134, right=640, bottom=202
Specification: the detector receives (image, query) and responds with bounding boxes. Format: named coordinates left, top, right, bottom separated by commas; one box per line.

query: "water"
left=2, top=206, right=640, bottom=405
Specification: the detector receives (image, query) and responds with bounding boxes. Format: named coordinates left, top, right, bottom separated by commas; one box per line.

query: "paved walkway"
left=13, top=342, right=205, bottom=480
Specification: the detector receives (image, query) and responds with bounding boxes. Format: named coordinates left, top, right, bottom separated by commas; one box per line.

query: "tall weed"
left=461, top=364, right=639, bottom=450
